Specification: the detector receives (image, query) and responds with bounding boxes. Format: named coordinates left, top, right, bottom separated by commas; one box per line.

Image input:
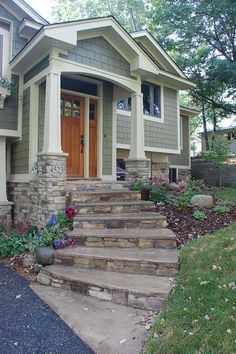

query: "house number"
left=49, top=165, right=65, bottom=174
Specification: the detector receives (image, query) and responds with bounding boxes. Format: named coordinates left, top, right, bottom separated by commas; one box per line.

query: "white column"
left=129, top=92, right=146, bottom=159
left=29, top=84, right=39, bottom=170
left=0, top=137, right=7, bottom=201
left=42, top=72, right=62, bottom=153
left=84, top=96, right=89, bottom=178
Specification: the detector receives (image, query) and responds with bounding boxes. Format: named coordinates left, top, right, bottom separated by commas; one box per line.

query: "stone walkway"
left=0, top=262, right=94, bottom=354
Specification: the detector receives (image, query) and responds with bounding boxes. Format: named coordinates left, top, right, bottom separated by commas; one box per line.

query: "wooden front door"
left=89, top=99, right=97, bottom=177
left=61, top=93, right=84, bottom=177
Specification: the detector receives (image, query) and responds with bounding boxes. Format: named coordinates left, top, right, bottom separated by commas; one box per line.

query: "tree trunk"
left=202, top=101, right=210, bottom=150
left=213, top=108, right=217, bottom=132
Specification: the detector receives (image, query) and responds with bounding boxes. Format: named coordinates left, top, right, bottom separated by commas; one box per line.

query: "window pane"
left=117, top=98, right=131, bottom=111
left=64, top=108, right=71, bottom=116
left=154, top=85, right=161, bottom=117
left=73, top=110, right=80, bottom=117
left=141, top=83, right=150, bottom=115
left=65, top=99, right=72, bottom=107
left=73, top=100, right=80, bottom=109
left=89, top=102, right=96, bottom=120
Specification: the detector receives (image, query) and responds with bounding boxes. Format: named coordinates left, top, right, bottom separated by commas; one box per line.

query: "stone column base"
left=37, top=152, right=68, bottom=227
left=151, top=162, right=170, bottom=179
left=0, top=201, right=13, bottom=226
left=125, top=158, right=150, bottom=183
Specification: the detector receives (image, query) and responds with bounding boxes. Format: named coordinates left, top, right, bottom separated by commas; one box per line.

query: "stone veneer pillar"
left=37, top=152, right=68, bottom=227
left=125, top=158, right=150, bottom=183
left=151, top=162, right=170, bottom=179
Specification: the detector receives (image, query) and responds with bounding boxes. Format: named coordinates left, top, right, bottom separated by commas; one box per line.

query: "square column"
left=0, top=136, right=13, bottom=224
left=125, top=93, right=150, bottom=182
left=42, top=72, right=62, bottom=154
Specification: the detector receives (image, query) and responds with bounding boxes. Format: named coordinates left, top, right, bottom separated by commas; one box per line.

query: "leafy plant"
left=193, top=210, right=207, bottom=220
left=132, top=177, right=152, bottom=192
left=149, top=176, right=173, bottom=204
left=175, top=189, right=195, bottom=208
left=213, top=204, right=230, bottom=213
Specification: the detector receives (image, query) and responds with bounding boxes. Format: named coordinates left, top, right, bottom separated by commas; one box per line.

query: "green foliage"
left=150, top=185, right=173, bottom=204
left=213, top=204, right=230, bottom=213
left=193, top=210, right=207, bottom=220
left=132, top=177, right=152, bottom=192
left=201, top=136, right=230, bottom=167
left=174, top=189, right=195, bottom=208
left=144, top=223, right=236, bottom=354
left=52, top=0, right=148, bottom=31
left=57, top=211, right=73, bottom=230
left=214, top=187, right=236, bottom=205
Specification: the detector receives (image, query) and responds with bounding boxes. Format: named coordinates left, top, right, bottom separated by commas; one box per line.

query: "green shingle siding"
left=66, top=37, right=131, bottom=78
left=169, top=116, right=189, bottom=166
left=11, top=88, right=30, bottom=174
left=0, top=75, right=19, bottom=130
left=38, top=81, right=46, bottom=152
left=24, top=55, right=49, bottom=84
left=103, top=82, right=113, bottom=175
left=144, top=87, right=178, bottom=150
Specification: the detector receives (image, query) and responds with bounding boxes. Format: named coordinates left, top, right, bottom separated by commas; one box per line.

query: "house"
left=0, top=0, right=196, bottom=226
left=201, top=125, right=236, bottom=155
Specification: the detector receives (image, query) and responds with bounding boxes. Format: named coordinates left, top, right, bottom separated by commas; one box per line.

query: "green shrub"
left=193, top=210, right=207, bottom=220
left=213, top=204, right=230, bottom=213
left=175, top=189, right=195, bottom=208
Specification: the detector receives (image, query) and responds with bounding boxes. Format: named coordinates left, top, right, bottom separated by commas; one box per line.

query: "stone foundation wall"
left=151, top=162, right=169, bottom=179
left=8, top=153, right=68, bottom=227
left=191, top=157, right=236, bottom=186
left=125, top=158, right=150, bottom=183
left=178, top=168, right=191, bottom=181
left=8, top=181, right=38, bottom=225
left=0, top=203, right=13, bottom=226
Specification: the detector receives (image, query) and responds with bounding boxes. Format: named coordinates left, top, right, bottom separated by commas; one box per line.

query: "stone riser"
left=43, top=274, right=167, bottom=311
left=66, top=181, right=129, bottom=193
left=74, top=219, right=167, bottom=229
left=71, top=192, right=141, bottom=203
left=75, top=236, right=176, bottom=249
left=54, top=256, right=178, bottom=277
left=76, top=204, right=154, bottom=215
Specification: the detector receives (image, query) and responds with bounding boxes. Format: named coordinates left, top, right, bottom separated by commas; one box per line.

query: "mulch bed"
left=156, top=202, right=236, bottom=248
left=4, top=256, right=37, bottom=283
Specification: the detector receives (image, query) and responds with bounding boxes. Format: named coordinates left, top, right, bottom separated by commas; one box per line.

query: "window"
left=0, top=35, right=3, bottom=76
left=117, top=97, right=131, bottom=111
left=141, top=82, right=161, bottom=118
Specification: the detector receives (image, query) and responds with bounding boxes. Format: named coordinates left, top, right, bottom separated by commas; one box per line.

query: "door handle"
left=80, top=134, right=84, bottom=153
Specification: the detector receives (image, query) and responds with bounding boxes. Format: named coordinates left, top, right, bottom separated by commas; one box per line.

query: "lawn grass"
left=214, top=187, right=236, bottom=204
left=144, top=223, right=236, bottom=354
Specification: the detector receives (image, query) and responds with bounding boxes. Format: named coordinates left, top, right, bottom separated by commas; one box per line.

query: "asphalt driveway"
left=0, top=262, right=94, bottom=354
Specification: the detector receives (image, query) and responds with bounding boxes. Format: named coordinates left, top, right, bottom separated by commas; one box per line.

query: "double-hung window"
left=141, top=82, right=161, bottom=118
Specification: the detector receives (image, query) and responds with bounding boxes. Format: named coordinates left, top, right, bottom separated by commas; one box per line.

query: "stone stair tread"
left=75, top=200, right=153, bottom=207
left=71, top=228, right=175, bottom=239
left=44, top=265, right=172, bottom=296
left=72, top=190, right=139, bottom=196
left=76, top=212, right=165, bottom=221
left=56, top=246, right=178, bottom=264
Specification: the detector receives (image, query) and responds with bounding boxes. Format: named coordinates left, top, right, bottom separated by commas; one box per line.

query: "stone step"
left=54, top=247, right=178, bottom=277
left=66, top=180, right=129, bottom=192
left=71, top=228, right=176, bottom=249
left=38, top=265, right=173, bottom=311
left=73, top=212, right=167, bottom=229
left=75, top=200, right=154, bottom=215
left=70, top=190, right=141, bottom=203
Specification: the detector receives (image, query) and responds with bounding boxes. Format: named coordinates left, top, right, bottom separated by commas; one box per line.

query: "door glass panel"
left=64, top=108, right=72, bottom=116
left=65, top=99, right=72, bottom=107
left=73, top=100, right=80, bottom=109
left=89, top=102, right=96, bottom=120
left=73, top=110, right=80, bottom=117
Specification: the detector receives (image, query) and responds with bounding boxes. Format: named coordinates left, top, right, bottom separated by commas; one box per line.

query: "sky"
left=24, top=0, right=53, bottom=22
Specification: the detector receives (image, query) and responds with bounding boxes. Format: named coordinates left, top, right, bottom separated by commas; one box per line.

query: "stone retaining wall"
left=0, top=203, right=13, bottom=226
left=191, top=157, right=236, bottom=186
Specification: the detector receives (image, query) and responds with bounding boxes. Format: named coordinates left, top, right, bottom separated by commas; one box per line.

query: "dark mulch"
left=4, top=255, right=37, bottom=283
left=0, top=262, right=94, bottom=354
left=156, top=203, right=236, bottom=248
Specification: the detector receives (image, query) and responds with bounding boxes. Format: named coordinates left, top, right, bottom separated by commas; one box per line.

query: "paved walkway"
left=0, top=262, right=94, bottom=354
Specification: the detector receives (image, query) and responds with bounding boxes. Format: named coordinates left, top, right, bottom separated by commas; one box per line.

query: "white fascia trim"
left=131, top=30, right=186, bottom=79
left=7, top=174, right=37, bottom=182
left=116, top=109, right=131, bottom=117
left=102, top=175, right=116, bottom=181
left=12, top=0, right=48, bottom=24
left=19, top=19, right=43, bottom=33
left=10, top=28, right=45, bottom=69
left=159, top=69, right=195, bottom=89
left=169, top=165, right=191, bottom=169
left=117, top=144, right=130, bottom=150
left=145, top=146, right=180, bottom=154
left=55, top=57, right=140, bottom=93
left=0, top=129, right=21, bottom=138
left=117, top=143, right=180, bottom=155
left=61, top=89, right=99, bottom=100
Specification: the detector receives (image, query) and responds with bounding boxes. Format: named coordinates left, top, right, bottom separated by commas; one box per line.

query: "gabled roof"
left=131, top=30, right=187, bottom=79
left=0, top=0, right=48, bottom=24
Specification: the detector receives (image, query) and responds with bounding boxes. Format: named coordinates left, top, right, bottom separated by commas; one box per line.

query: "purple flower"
left=53, top=239, right=65, bottom=249
left=63, top=232, right=69, bottom=239
left=48, top=214, right=57, bottom=227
